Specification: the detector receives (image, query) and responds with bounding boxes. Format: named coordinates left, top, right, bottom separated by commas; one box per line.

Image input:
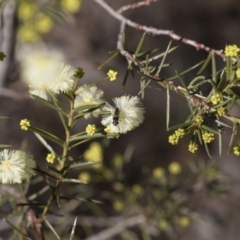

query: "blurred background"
left=1, top=0, right=240, bottom=239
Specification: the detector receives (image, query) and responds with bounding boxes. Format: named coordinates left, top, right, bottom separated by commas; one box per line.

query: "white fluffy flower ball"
left=101, top=95, right=145, bottom=134
left=0, top=149, right=36, bottom=184
left=74, top=85, right=104, bottom=118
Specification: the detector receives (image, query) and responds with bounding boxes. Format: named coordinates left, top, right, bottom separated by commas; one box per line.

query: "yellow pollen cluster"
left=84, top=142, right=103, bottom=164
left=153, top=167, right=165, bottom=179
left=20, top=119, right=30, bottom=130
left=132, top=184, right=142, bottom=195
left=159, top=219, right=169, bottom=231
left=168, top=134, right=178, bottom=145
left=188, top=142, right=198, bottom=153
left=175, top=128, right=185, bottom=138
left=195, top=115, right=203, bottom=125
left=225, top=45, right=240, bottom=57
left=233, top=146, right=240, bottom=156
left=236, top=68, right=240, bottom=79
left=217, top=107, right=226, bottom=116
left=210, top=93, right=222, bottom=105
left=168, top=162, right=181, bottom=175
left=18, top=25, right=39, bottom=43
left=86, top=124, right=96, bottom=136
left=168, top=128, right=185, bottom=145
left=35, top=15, right=53, bottom=33
left=78, top=172, right=91, bottom=182
left=61, top=0, right=82, bottom=13
left=202, top=132, right=214, bottom=143
left=18, top=2, right=35, bottom=20
left=107, top=70, right=118, bottom=81
left=178, top=216, right=191, bottom=227
left=46, top=153, right=56, bottom=164
left=113, top=200, right=124, bottom=211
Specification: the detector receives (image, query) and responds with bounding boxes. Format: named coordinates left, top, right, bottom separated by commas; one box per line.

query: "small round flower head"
left=236, top=68, right=240, bottom=79
left=46, top=153, right=56, bottom=164
left=195, top=115, right=203, bottom=125
left=49, top=63, right=77, bottom=94
left=233, top=146, right=240, bottom=156
left=74, top=85, right=104, bottom=118
left=217, top=107, right=226, bottom=116
left=35, top=14, right=53, bottom=34
left=113, top=199, right=124, bottom=211
left=20, top=119, right=30, bottom=130
left=113, top=154, right=123, bottom=168
left=0, top=149, right=36, bottom=184
left=104, top=126, right=120, bottom=138
left=175, top=128, right=185, bottom=138
left=168, top=134, right=179, bottom=145
left=188, top=142, right=198, bottom=153
left=74, top=67, right=84, bottom=78
left=225, top=45, right=240, bottom=57
left=210, top=93, right=222, bottom=105
left=159, top=219, right=169, bottom=231
left=101, top=95, right=145, bottom=134
left=132, top=184, right=142, bottom=195
left=178, top=216, right=191, bottom=228
left=107, top=70, right=118, bottom=81
left=18, top=2, right=35, bottom=20
left=86, top=124, right=97, bottom=136
left=168, top=162, right=181, bottom=175
left=21, top=49, right=76, bottom=99
left=61, top=0, right=82, bottom=13
left=18, top=25, right=39, bottom=43
left=153, top=167, right=165, bottom=179
left=78, top=172, right=91, bottom=182
left=84, top=142, right=103, bottom=162
left=202, top=132, right=214, bottom=143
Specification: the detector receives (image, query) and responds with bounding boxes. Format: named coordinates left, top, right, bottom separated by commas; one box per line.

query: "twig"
left=1, top=185, right=45, bottom=239
left=85, top=214, right=146, bottom=240
left=94, top=0, right=225, bottom=59
left=0, top=0, right=16, bottom=87
left=116, top=21, right=234, bottom=124
left=117, top=0, right=157, bottom=14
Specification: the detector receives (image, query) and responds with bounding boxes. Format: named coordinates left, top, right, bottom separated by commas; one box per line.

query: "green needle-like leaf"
left=134, top=32, right=146, bottom=56
left=166, top=85, right=170, bottom=131
left=67, top=161, right=100, bottom=170
left=0, top=144, right=11, bottom=148
left=211, top=52, right=217, bottom=83
left=98, top=50, right=119, bottom=69
left=70, top=133, right=104, bottom=143
left=60, top=196, right=102, bottom=204
left=168, top=60, right=204, bottom=81
left=4, top=219, right=31, bottom=239
left=69, top=217, right=78, bottom=240
left=156, top=40, right=172, bottom=76
left=30, top=126, right=64, bottom=146
left=197, top=51, right=212, bottom=75
left=228, top=123, right=238, bottom=154
left=73, top=103, right=104, bottom=114
left=44, top=217, right=61, bottom=240
left=34, top=167, right=58, bottom=180
left=31, top=94, right=67, bottom=116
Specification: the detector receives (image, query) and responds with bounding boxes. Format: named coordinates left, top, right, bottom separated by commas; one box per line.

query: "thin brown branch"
left=116, top=21, right=234, bottom=124
left=85, top=214, right=146, bottom=240
left=1, top=185, right=45, bottom=240
left=94, top=0, right=225, bottom=59
left=117, top=0, right=157, bottom=14
left=0, top=0, right=16, bottom=87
